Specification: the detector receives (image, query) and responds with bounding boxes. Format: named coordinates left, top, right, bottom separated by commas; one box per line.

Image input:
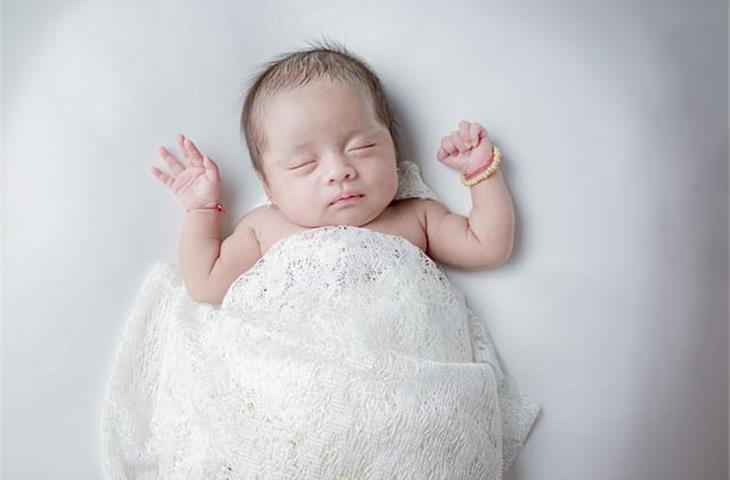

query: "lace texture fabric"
left=100, top=160, right=540, bottom=479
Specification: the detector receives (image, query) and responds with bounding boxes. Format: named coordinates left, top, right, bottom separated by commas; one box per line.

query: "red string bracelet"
left=187, top=202, right=225, bottom=213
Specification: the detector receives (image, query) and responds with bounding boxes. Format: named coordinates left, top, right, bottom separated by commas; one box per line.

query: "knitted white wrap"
left=100, top=160, right=540, bottom=479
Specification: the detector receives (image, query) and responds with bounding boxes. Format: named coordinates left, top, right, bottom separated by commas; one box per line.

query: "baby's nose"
left=327, top=159, right=357, bottom=183
left=329, top=170, right=354, bottom=183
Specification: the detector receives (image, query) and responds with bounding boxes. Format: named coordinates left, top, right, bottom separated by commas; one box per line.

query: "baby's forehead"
left=263, top=78, right=370, bottom=106
left=262, top=87, right=376, bottom=130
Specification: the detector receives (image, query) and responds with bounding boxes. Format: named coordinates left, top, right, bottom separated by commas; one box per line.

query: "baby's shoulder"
left=387, top=196, right=453, bottom=240
left=380, top=198, right=433, bottom=252
left=389, top=197, right=443, bottom=224
left=386, top=197, right=421, bottom=220
left=231, top=205, right=275, bottom=244
left=233, top=204, right=269, bottom=228
left=240, top=205, right=304, bottom=256
left=390, top=196, right=425, bottom=211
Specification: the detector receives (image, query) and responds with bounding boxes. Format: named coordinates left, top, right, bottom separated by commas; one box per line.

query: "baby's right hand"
left=150, top=133, right=222, bottom=210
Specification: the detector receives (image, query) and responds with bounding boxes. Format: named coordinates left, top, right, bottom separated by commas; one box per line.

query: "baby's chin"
left=285, top=204, right=388, bottom=228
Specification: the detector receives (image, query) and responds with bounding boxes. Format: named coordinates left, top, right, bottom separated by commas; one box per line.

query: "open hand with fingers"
left=150, top=134, right=222, bottom=211
left=436, top=120, right=494, bottom=173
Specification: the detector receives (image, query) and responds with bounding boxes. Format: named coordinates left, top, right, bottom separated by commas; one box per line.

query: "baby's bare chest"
left=256, top=199, right=427, bottom=256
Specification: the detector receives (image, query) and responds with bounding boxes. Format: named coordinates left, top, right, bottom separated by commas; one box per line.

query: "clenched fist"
left=436, top=120, right=494, bottom=173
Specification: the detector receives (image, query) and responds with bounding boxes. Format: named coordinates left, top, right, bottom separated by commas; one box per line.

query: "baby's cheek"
left=389, top=172, right=399, bottom=198
left=385, top=164, right=399, bottom=195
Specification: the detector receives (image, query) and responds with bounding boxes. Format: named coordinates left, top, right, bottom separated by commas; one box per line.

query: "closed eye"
left=290, top=161, right=315, bottom=170
left=351, top=143, right=376, bottom=151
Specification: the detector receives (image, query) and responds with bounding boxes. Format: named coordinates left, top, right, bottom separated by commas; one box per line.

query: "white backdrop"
left=3, top=1, right=728, bottom=479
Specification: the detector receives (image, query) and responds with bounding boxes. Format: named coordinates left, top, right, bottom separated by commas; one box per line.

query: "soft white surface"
left=3, top=1, right=728, bottom=479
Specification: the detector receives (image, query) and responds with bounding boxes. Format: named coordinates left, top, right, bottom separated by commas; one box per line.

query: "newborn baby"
left=102, top=44, right=540, bottom=479
left=150, top=43, right=514, bottom=304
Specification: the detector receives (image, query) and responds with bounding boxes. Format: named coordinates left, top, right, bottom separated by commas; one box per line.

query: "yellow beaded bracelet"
left=459, top=145, right=502, bottom=187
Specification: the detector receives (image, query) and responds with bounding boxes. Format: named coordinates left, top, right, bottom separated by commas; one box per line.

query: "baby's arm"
left=151, top=133, right=263, bottom=304
left=423, top=121, right=514, bottom=270
left=181, top=207, right=263, bottom=304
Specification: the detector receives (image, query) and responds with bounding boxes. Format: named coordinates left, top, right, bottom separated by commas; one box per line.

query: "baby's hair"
left=240, top=39, right=400, bottom=185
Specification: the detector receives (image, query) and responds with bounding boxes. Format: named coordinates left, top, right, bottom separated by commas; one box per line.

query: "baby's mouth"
left=330, top=194, right=365, bottom=206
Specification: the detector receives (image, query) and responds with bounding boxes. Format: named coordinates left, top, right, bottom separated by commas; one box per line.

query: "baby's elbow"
left=474, top=245, right=512, bottom=270
left=452, top=254, right=502, bottom=271
left=495, top=244, right=514, bottom=266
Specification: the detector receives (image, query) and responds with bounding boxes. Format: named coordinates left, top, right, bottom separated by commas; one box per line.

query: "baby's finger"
left=449, top=131, right=467, bottom=153
left=150, top=165, right=176, bottom=189
left=177, top=134, right=193, bottom=167
left=469, top=122, right=485, bottom=146
left=437, top=150, right=463, bottom=170
left=202, top=155, right=219, bottom=183
left=459, top=121, right=473, bottom=146
left=441, top=136, right=459, bottom=157
left=157, top=146, right=184, bottom=176
left=182, top=134, right=204, bottom=167
left=178, top=133, right=203, bottom=167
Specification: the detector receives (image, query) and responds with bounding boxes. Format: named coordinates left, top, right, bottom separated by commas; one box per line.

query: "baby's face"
left=259, top=79, right=398, bottom=228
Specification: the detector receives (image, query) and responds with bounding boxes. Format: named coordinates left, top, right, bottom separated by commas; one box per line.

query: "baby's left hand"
left=437, top=120, right=494, bottom=173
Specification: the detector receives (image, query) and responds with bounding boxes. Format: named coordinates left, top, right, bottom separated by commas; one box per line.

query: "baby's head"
left=241, top=41, right=401, bottom=228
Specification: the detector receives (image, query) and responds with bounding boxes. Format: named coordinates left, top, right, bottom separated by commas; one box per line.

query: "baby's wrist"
left=461, top=152, right=495, bottom=178
left=459, top=145, right=502, bottom=187
left=187, top=202, right=225, bottom=213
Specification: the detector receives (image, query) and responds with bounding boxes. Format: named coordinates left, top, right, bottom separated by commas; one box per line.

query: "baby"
left=150, top=42, right=515, bottom=304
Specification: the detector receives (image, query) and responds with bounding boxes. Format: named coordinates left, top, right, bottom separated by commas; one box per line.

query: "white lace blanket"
left=100, top=224, right=540, bottom=480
